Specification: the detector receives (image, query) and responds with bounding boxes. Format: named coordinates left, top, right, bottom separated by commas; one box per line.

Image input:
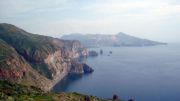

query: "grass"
left=0, top=80, right=116, bottom=101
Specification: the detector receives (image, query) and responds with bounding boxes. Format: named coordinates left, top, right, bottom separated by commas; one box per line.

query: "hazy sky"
left=0, top=0, right=180, bottom=42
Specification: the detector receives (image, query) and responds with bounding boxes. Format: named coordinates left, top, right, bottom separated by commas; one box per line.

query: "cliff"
left=0, top=23, right=92, bottom=91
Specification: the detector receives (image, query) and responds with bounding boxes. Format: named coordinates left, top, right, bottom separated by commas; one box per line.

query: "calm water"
left=53, top=44, right=180, bottom=101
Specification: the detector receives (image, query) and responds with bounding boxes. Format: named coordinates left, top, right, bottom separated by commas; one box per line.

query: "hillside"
left=0, top=23, right=93, bottom=91
left=61, top=32, right=166, bottom=47
left=0, top=80, right=118, bottom=101
left=0, top=38, right=51, bottom=89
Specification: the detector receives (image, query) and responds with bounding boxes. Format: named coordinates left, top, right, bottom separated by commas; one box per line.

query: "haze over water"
left=53, top=44, right=180, bottom=101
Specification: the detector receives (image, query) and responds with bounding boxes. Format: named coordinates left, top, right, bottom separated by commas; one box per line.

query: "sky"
left=0, top=0, right=180, bottom=42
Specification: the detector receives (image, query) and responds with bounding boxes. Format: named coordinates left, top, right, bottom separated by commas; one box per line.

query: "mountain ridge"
left=61, top=32, right=166, bottom=48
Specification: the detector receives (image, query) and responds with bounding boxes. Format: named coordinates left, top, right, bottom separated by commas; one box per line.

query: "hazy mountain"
left=61, top=32, right=166, bottom=47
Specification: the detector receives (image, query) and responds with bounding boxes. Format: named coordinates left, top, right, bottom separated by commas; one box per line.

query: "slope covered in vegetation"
left=0, top=80, right=119, bottom=101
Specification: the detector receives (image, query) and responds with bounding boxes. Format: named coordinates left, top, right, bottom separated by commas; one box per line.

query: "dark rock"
left=84, top=96, right=90, bottom=101
left=100, top=49, right=103, bottom=54
left=113, top=94, right=119, bottom=100
left=83, top=63, right=94, bottom=73
left=109, top=51, right=112, bottom=54
left=88, top=50, right=98, bottom=56
left=128, top=99, right=135, bottom=101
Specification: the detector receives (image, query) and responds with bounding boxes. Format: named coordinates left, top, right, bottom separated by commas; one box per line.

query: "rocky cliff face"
left=0, top=23, right=92, bottom=91
left=63, top=40, right=89, bottom=58
left=69, top=60, right=94, bottom=74
left=0, top=38, right=51, bottom=90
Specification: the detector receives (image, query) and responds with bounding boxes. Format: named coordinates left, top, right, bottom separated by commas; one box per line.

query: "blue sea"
left=53, top=44, right=180, bottom=101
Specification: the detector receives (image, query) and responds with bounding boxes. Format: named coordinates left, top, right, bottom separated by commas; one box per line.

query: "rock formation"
left=88, top=50, right=98, bottom=57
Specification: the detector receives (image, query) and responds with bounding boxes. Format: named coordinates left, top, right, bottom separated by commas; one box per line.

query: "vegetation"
left=0, top=80, right=117, bottom=101
left=0, top=39, right=20, bottom=69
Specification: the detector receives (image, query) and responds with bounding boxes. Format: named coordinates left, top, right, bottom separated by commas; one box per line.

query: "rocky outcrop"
left=82, top=63, right=94, bottom=73
left=69, top=61, right=94, bottom=74
left=0, top=23, right=92, bottom=91
left=88, top=50, right=98, bottom=57
left=69, top=62, right=84, bottom=74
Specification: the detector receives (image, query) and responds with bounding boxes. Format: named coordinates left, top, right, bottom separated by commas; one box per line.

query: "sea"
left=53, top=44, right=180, bottom=101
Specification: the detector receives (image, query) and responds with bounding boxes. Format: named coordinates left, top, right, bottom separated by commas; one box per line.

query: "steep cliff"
left=0, top=23, right=92, bottom=91
left=0, top=38, right=51, bottom=90
left=69, top=60, right=94, bottom=74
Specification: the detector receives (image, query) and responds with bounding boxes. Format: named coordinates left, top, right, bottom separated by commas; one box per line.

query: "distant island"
left=61, top=32, right=167, bottom=48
